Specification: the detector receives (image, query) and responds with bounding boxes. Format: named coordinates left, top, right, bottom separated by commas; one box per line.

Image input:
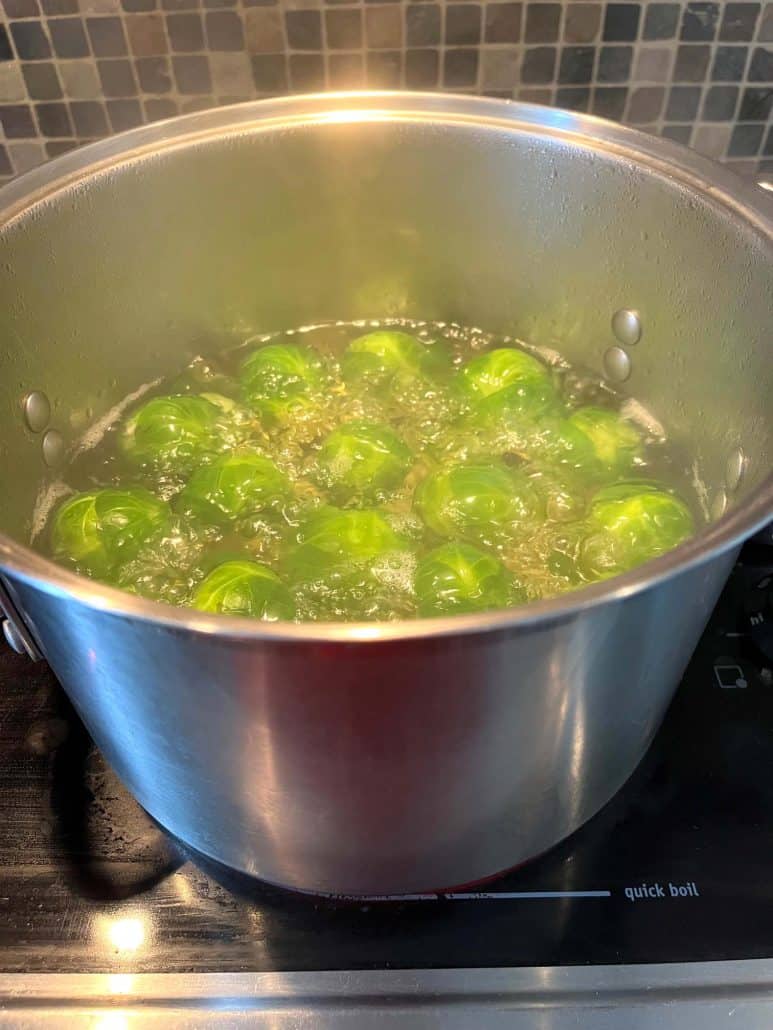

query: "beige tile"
left=0, top=63, right=27, bottom=103
left=244, top=8, right=284, bottom=54
left=481, top=48, right=521, bottom=90
left=634, top=46, right=674, bottom=82
left=79, top=0, right=122, bottom=12
left=58, top=60, right=101, bottom=100
left=692, top=123, right=732, bottom=158
left=210, top=52, right=254, bottom=96
left=8, top=141, right=47, bottom=174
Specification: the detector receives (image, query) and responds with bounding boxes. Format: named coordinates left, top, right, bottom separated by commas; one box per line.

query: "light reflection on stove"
left=93, top=1014, right=130, bottom=1030
left=108, top=917, right=145, bottom=952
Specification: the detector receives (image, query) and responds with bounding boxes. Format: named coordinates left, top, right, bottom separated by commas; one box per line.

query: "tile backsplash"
left=0, top=0, right=771, bottom=185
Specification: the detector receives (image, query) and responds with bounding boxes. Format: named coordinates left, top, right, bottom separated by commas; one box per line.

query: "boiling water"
left=36, top=320, right=702, bottom=622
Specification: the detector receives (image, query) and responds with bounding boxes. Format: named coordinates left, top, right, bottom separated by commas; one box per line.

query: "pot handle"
left=0, top=577, right=43, bottom=661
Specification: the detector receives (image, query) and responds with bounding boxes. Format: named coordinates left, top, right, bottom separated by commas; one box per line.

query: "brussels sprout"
left=415, top=542, right=522, bottom=616
left=52, top=487, right=169, bottom=576
left=121, top=395, right=224, bottom=473
left=579, top=481, right=695, bottom=579
left=473, top=379, right=559, bottom=424
left=177, top=453, right=290, bottom=524
left=116, top=515, right=213, bottom=605
left=568, top=406, right=641, bottom=471
left=457, top=347, right=549, bottom=401
left=286, top=506, right=410, bottom=580
left=415, top=461, right=539, bottom=543
left=313, top=421, right=412, bottom=502
left=342, top=331, right=448, bottom=389
left=240, top=344, right=323, bottom=415
left=192, top=560, right=295, bottom=620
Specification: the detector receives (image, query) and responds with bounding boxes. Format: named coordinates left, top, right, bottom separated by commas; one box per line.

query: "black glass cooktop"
left=1, top=544, right=773, bottom=974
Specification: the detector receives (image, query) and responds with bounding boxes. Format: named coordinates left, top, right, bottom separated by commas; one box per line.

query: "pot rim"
left=1, top=91, right=771, bottom=644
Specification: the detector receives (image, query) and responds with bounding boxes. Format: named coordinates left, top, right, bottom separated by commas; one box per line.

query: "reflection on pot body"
left=0, top=95, right=770, bottom=894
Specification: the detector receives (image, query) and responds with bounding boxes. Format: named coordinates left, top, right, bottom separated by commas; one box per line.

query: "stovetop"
left=2, top=545, right=773, bottom=977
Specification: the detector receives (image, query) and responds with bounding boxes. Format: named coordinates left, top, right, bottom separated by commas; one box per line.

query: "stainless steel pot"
left=1, top=94, right=771, bottom=895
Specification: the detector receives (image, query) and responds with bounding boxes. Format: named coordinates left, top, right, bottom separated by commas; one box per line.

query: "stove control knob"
left=745, top=575, right=773, bottom=663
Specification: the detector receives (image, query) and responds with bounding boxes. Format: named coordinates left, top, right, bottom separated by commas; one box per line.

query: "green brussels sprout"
left=342, top=330, right=448, bottom=389
left=121, top=395, right=224, bottom=473
left=415, top=542, right=522, bottom=616
left=52, top=487, right=170, bottom=577
left=579, top=481, right=695, bottom=579
left=192, top=560, right=295, bottom=620
left=177, top=453, right=290, bottom=524
left=473, top=379, right=559, bottom=424
left=286, top=506, right=410, bottom=580
left=313, top=421, right=412, bottom=502
left=568, top=406, right=641, bottom=471
left=240, top=344, right=323, bottom=420
left=415, top=461, right=539, bottom=543
left=457, top=347, right=549, bottom=401
left=285, top=507, right=415, bottom=621
left=116, top=515, right=214, bottom=605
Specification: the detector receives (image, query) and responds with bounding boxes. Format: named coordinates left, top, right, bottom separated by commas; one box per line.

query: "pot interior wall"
left=0, top=115, right=771, bottom=543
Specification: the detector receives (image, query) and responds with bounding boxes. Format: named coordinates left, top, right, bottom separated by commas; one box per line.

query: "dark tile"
left=365, top=6, right=402, bottom=48
left=680, top=2, right=719, bottom=40
left=765, top=125, right=773, bottom=156
left=719, top=2, right=760, bottom=40
left=558, top=44, right=594, bottom=83
left=738, top=85, right=773, bottom=119
left=87, top=17, right=128, bottom=56
left=106, top=98, right=143, bottom=131
left=748, top=45, right=773, bottom=79
left=35, top=99, right=71, bottom=134
left=2, top=0, right=39, bottom=18
left=728, top=122, right=764, bottom=155
left=136, top=54, right=171, bottom=91
left=365, top=49, right=401, bottom=87
left=126, top=14, right=167, bottom=54
left=711, top=45, right=747, bottom=80
left=446, top=4, right=481, bottom=44
left=70, top=99, right=108, bottom=134
left=162, top=0, right=198, bottom=10
left=405, top=46, right=439, bottom=87
left=250, top=52, right=286, bottom=90
left=204, top=0, right=236, bottom=8
left=172, top=53, right=210, bottom=91
left=97, top=58, right=137, bottom=95
left=45, top=138, right=77, bottom=156
left=288, top=52, right=324, bottom=89
left=0, top=24, right=13, bottom=61
left=10, top=21, right=51, bottom=59
left=244, top=7, right=282, bottom=50
left=522, top=44, right=555, bottom=82
left=665, top=84, right=701, bottom=119
left=205, top=10, right=243, bottom=49
left=702, top=83, right=739, bottom=119
left=40, top=0, right=76, bottom=10
left=627, top=84, right=665, bottom=120
left=556, top=85, right=590, bottom=110
left=672, top=43, right=710, bottom=80
left=328, top=52, right=364, bottom=87
left=603, top=3, right=640, bottom=41
left=564, top=3, right=601, bottom=43
left=179, top=96, right=213, bottom=113
left=122, top=0, right=158, bottom=12
left=524, top=3, right=560, bottom=42
left=0, top=103, right=36, bottom=137
left=285, top=10, right=322, bottom=50
left=48, top=18, right=89, bottom=58
left=760, top=3, right=773, bottom=40
left=484, top=2, right=521, bottom=42
left=325, top=8, right=362, bottom=47
left=22, top=61, right=62, bottom=97
left=443, top=46, right=478, bottom=86
left=0, top=145, right=12, bottom=176
left=661, top=124, right=692, bottom=143
left=167, top=12, right=204, bottom=50
left=597, top=44, right=631, bottom=81
left=518, top=85, right=552, bottom=102
left=643, top=3, right=679, bottom=39
left=144, top=96, right=177, bottom=120
left=406, top=5, right=440, bottom=46
left=592, top=84, right=628, bottom=118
